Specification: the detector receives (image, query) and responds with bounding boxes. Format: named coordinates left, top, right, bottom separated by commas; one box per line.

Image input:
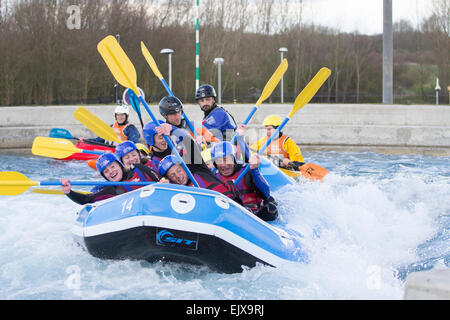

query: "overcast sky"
left=300, top=0, right=434, bottom=34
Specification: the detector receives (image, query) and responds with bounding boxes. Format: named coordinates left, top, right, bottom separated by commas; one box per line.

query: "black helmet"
left=195, top=84, right=216, bottom=100
left=159, top=96, right=183, bottom=117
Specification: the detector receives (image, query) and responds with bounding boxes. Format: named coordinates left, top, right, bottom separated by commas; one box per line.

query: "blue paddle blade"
left=49, top=128, right=74, bottom=140
left=128, top=89, right=142, bottom=119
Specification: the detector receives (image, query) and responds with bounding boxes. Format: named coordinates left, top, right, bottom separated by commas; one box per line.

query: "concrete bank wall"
left=1, top=104, right=449, bottom=155
left=404, top=269, right=450, bottom=300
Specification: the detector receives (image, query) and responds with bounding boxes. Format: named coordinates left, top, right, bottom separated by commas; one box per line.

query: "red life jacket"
left=216, top=166, right=264, bottom=212
left=188, top=171, right=240, bottom=202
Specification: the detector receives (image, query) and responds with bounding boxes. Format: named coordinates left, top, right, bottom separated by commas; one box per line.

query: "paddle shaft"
left=0, top=171, right=156, bottom=195
left=128, top=89, right=145, bottom=129
left=97, top=35, right=199, bottom=187
left=141, top=42, right=198, bottom=138
left=39, top=181, right=155, bottom=187
left=79, top=149, right=103, bottom=156
left=234, top=117, right=290, bottom=186
left=76, top=138, right=115, bottom=148
left=230, top=60, right=288, bottom=145
left=233, top=67, right=331, bottom=185
left=50, top=128, right=114, bottom=148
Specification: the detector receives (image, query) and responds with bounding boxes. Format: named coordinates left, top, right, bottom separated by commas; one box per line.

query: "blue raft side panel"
left=258, top=157, right=295, bottom=191
left=73, top=183, right=307, bottom=273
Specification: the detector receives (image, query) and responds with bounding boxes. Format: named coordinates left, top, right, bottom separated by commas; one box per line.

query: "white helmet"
left=114, top=104, right=130, bottom=115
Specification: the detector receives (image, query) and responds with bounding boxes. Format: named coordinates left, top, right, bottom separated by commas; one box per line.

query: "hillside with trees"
left=0, top=0, right=448, bottom=106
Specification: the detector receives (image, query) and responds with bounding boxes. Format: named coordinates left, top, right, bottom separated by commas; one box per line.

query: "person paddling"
left=80, top=104, right=141, bottom=145
left=158, top=154, right=242, bottom=203
left=195, top=84, right=237, bottom=142
left=142, top=120, right=174, bottom=172
left=251, top=114, right=305, bottom=169
left=156, top=128, right=242, bottom=202
left=211, top=141, right=278, bottom=222
left=158, top=96, right=218, bottom=146
left=61, top=153, right=161, bottom=205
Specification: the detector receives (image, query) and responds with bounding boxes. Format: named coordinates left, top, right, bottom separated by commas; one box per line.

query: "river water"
left=0, top=151, right=448, bottom=299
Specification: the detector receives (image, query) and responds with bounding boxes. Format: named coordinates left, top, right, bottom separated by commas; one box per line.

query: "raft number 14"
left=186, top=304, right=264, bottom=317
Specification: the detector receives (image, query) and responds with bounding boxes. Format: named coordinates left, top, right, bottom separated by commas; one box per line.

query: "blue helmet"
left=210, top=141, right=236, bottom=161
left=158, top=155, right=180, bottom=177
left=96, top=153, right=123, bottom=179
left=143, top=120, right=165, bottom=146
left=115, top=141, right=139, bottom=160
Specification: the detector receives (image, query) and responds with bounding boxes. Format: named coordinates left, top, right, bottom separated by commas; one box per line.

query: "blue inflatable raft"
left=72, top=177, right=307, bottom=273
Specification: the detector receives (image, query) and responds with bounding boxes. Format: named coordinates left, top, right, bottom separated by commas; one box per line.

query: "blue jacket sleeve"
left=203, top=108, right=236, bottom=136
left=90, top=137, right=106, bottom=144
left=216, top=108, right=237, bottom=132
left=124, top=124, right=141, bottom=143
left=250, top=168, right=271, bottom=199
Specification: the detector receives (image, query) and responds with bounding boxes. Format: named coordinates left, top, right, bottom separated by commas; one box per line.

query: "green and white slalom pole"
left=195, top=0, right=200, bottom=90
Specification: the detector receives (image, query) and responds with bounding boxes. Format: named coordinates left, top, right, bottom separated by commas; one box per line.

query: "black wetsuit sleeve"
left=66, top=186, right=126, bottom=205
left=66, top=190, right=96, bottom=205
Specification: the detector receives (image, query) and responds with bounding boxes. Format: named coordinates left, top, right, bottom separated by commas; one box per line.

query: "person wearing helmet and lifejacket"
left=60, top=152, right=161, bottom=205
left=158, top=154, right=242, bottom=203
left=157, top=96, right=218, bottom=146
left=210, top=141, right=278, bottom=222
left=195, top=84, right=237, bottom=142
left=156, top=129, right=242, bottom=203
left=115, top=141, right=143, bottom=169
left=251, top=114, right=304, bottom=169
left=142, top=120, right=174, bottom=172
left=86, top=141, right=153, bottom=174
left=115, top=140, right=164, bottom=173
left=80, top=104, right=141, bottom=146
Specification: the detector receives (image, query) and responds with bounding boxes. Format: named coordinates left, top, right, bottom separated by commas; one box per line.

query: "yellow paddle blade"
left=32, top=137, right=81, bottom=159
left=74, top=107, right=121, bottom=144
left=31, top=188, right=90, bottom=195
left=141, top=41, right=163, bottom=80
left=289, top=67, right=331, bottom=118
left=0, top=171, right=39, bottom=195
left=255, top=58, right=288, bottom=106
left=97, top=35, right=140, bottom=95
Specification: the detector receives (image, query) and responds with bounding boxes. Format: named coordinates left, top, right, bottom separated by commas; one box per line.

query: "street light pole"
left=435, top=78, right=441, bottom=105
left=214, top=57, right=224, bottom=104
left=160, top=48, right=174, bottom=90
left=279, top=47, right=288, bottom=103
left=383, top=0, right=393, bottom=104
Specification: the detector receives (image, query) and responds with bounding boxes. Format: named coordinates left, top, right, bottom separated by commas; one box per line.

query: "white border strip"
left=78, top=215, right=292, bottom=267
